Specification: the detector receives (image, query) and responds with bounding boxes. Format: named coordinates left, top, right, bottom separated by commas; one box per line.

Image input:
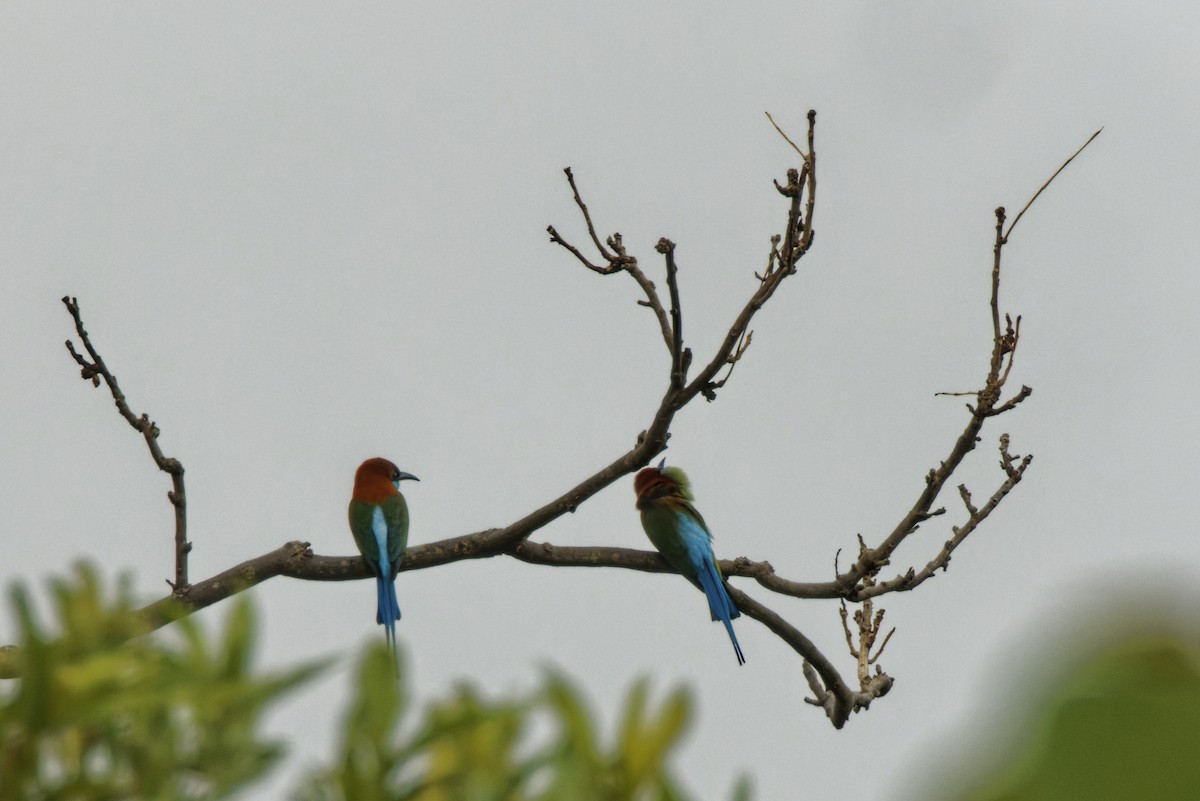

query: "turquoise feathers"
left=349, top=457, right=418, bottom=663
left=634, top=461, right=745, bottom=665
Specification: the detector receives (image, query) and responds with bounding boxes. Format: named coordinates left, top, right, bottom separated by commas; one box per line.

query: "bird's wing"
left=675, top=500, right=712, bottom=542
left=379, top=493, right=410, bottom=577
left=674, top=509, right=739, bottom=623
left=370, top=505, right=392, bottom=577
left=348, top=500, right=384, bottom=575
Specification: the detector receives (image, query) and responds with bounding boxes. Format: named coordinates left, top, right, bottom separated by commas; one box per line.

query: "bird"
left=634, top=459, right=745, bottom=665
left=348, top=457, right=419, bottom=661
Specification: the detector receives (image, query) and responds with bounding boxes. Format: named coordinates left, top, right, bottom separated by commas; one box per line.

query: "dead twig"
left=1004, top=128, right=1102, bottom=241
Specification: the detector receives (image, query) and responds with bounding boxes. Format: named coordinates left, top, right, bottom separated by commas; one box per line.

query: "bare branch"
left=547, top=224, right=613, bottom=274
left=556, top=115, right=817, bottom=408
left=828, top=132, right=1096, bottom=603
left=988, top=384, right=1033, bottom=417
left=62, top=297, right=191, bottom=594
left=510, top=542, right=842, bottom=599
left=987, top=206, right=1008, bottom=386
left=1004, top=128, right=1102, bottom=241
left=22, top=113, right=1097, bottom=733
left=0, top=539, right=311, bottom=679
left=958, top=484, right=978, bottom=516
left=707, top=330, right=753, bottom=395
left=655, top=238, right=686, bottom=389
left=838, top=565, right=896, bottom=691
left=686, top=117, right=817, bottom=404
left=833, top=131, right=1063, bottom=597
left=43, top=121, right=823, bottom=678
left=728, top=586, right=875, bottom=729
left=564, top=166, right=617, bottom=262
left=871, top=628, right=895, bottom=665
left=548, top=175, right=674, bottom=353
left=755, top=234, right=782, bottom=282
left=803, top=109, right=818, bottom=249
left=855, top=436, right=1034, bottom=600
left=765, top=111, right=811, bottom=166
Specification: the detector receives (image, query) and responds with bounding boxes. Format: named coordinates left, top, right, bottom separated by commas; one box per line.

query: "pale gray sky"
left=3, top=3, right=1198, bottom=799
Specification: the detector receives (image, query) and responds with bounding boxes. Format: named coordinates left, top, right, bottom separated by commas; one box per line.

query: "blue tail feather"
left=695, top=555, right=746, bottom=666
left=675, top=513, right=745, bottom=665
left=375, top=574, right=402, bottom=666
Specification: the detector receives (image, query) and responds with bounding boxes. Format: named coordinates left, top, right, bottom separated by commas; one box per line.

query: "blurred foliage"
left=950, top=634, right=1200, bottom=801
left=21, top=567, right=1200, bottom=801
left=296, top=644, right=718, bottom=801
left=0, top=564, right=326, bottom=801
left=0, top=566, right=745, bottom=801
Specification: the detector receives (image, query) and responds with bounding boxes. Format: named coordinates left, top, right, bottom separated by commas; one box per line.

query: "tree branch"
left=655, top=238, right=686, bottom=390
left=10, top=116, right=1097, bottom=733
left=1004, top=127, right=1102, bottom=241
left=831, top=140, right=1067, bottom=598
left=547, top=169, right=674, bottom=354
left=62, top=297, right=191, bottom=594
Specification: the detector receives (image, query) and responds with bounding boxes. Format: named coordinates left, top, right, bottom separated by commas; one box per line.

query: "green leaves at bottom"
left=952, top=635, right=1200, bottom=801
left=300, top=653, right=719, bottom=801
left=0, top=563, right=327, bottom=801
left=0, top=565, right=744, bottom=801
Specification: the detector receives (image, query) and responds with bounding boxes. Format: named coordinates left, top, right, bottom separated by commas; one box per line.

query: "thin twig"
left=548, top=177, right=674, bottom=353
left=1004, top=128, right=1102, bottom=241
left=709, top=330, right=753, bottom=393
left=563, top=166, right=616, bottom=261
left=547, top=225, right=613, bottom=274
left=855, top=438, right=1034, bottom=600
left=765, top=111, right=811, bottom=166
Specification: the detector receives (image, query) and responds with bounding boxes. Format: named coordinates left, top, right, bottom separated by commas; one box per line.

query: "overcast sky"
left=3, top=3, right=1198, bottom=799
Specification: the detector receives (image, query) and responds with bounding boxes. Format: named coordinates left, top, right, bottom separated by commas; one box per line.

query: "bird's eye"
left=391, top=470, right=401, bottom=481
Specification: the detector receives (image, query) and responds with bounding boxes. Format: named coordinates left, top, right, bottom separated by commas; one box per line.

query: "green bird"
left=634, top=460, right=745, bottom=665
left=348, top=457, right=418, bottom=661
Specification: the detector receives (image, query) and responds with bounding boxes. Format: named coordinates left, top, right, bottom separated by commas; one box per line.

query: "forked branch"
left=6, top=118, right=1099, bottom=731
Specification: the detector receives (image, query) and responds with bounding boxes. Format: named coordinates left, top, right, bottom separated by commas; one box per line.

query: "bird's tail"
left=375, top=574, right=402, bottom=667
left=696, top=559, right=746, bottom=665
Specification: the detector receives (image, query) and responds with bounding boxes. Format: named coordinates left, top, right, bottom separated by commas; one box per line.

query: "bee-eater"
left=349, top=457, right=418, bottom=659
left=634, top=460, right=745, bottom=665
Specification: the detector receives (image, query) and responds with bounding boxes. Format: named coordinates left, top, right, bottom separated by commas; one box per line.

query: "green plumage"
left=659, top=467, right=695, bottom=500
left=641, top=503, right=712, bottom=590
left=638, top=467, right=716, bottom=592
left=635, top=462, right=744, bottom=663
left=348, top=493, right=409, bottom=579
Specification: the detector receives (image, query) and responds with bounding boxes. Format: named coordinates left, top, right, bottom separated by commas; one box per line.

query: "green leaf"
left=0, top=565, right=326, bottom=801
left=542, top=670, right=599, bottom=766
left=617, top=676, right=650, bottom=759
left=957, top=636, right=1200, bottom=801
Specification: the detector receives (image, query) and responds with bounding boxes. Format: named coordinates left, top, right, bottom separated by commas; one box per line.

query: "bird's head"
left=353, top=457, right=419, bottom=503
left=633, top=458, right=694, bottom=505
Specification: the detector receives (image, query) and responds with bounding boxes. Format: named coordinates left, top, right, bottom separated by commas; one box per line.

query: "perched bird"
left=348, top=457, right=419, bottom=660
left=634, top=460, right=745, bottom=665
